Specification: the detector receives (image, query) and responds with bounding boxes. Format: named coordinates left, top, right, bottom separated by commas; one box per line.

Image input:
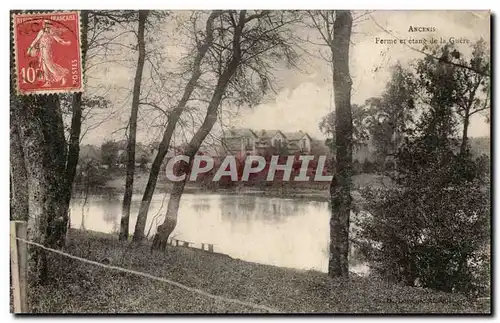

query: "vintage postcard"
left=9, top=10, right=491, bottom=314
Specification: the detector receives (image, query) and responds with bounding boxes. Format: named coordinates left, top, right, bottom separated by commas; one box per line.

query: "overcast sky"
left=81, top=10, right=491, bottom=146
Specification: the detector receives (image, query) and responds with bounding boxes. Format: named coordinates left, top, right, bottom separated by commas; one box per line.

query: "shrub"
left=352, top=159, right=362, bottom=175
left=383, top=159, right=395, bottom=172
left=362, top=159, right=375, bottom=173
left=358, top=154, right=490, bottom=296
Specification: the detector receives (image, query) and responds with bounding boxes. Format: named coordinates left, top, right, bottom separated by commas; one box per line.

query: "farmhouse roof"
left=283, top=131, right=310, bottom=141
left=255, top=129, right=284, bottom=139
left=222, top=128, right=257, bottom=139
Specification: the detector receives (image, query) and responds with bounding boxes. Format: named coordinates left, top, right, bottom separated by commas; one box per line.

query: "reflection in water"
left=70, top=193, right=366, bottom=274
left=102, top=199, right=120, bottom=224
left=192, top=197, right=211, bottom=213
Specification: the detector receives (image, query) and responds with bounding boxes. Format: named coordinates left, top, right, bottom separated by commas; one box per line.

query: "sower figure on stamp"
left=27, top=20, right=71, bottom=87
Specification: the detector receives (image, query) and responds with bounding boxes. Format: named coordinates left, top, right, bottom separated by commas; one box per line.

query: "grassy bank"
left=29, top=229, right=489, bottom=314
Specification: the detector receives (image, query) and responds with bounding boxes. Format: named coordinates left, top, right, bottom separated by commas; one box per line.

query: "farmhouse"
left=221, top=128, right=314, bottom=157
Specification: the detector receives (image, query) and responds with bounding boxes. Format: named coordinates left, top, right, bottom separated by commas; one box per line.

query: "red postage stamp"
left=13, top=11, right=83, bottom=95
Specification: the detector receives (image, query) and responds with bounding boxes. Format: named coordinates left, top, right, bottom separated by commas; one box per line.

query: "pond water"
left=70, top=193, right=369, bottom=275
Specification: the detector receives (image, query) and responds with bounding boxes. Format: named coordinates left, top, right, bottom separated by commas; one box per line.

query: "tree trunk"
left=151, top=11, right=246, bottom=251
left=63, top=10, right=89, bottom=226
left=460, top=113, right=470, bottom=155
left=14, top=95, right=69, bottom=283
left=460, top=74, right=482, bottom=155
left=328, top=10, right=353, bottom=278
left=119, top=10, right=148, bottom=241
left=151, top=182, right=184, bottom=250
left=65, top=10, right=89, bottom=192
left=10, top=97, right=29, bottom=221
left=150, top=71, right=235, bottom=250
left=133, top=11, right=221, bottom=243
left=10, top=10, right=71, bottom=283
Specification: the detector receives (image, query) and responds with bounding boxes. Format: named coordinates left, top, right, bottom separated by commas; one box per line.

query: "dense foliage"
left=356, top=42, right=490, bottom=296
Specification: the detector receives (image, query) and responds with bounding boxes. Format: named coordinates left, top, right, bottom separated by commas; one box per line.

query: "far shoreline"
left=72, top=172, right=393, bottom=203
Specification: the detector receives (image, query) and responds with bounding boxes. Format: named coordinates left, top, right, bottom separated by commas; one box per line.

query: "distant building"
left=254, top=129, right=286, bottom=154
left=283, top=131, right=312, bottom=154
left=221, top=128, right=258, bottom=157
left=220, top=128, right=314, bottom=157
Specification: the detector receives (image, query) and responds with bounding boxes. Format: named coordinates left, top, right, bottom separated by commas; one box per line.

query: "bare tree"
left=119, top=10, right=149, bottom=241
left=60, top=10, right=90, bottom=229
left=57, top=10, right=138, bottom=241
left=132, top=11, right=222, bottom=243
left=150, top=10, right=299, bottom=250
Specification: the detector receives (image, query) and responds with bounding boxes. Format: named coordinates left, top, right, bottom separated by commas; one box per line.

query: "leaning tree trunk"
left=14, top=95, right=69, bottom=284
left=151, top=12, right=246, bottom=251
left=150, top=69, right=237, bottom=250
left=119, top=10, right=148, bottom=241
left=328, top=10, right=353, bottom=278
left=132, top=11, right=221, bottom=243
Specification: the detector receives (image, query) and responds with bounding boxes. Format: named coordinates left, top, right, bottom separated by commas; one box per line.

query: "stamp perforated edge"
left=12, top=10, right=84, bottom=96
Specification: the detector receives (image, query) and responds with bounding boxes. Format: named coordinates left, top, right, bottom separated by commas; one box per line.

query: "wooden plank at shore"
left=169, top=238, right=214, bottom=252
